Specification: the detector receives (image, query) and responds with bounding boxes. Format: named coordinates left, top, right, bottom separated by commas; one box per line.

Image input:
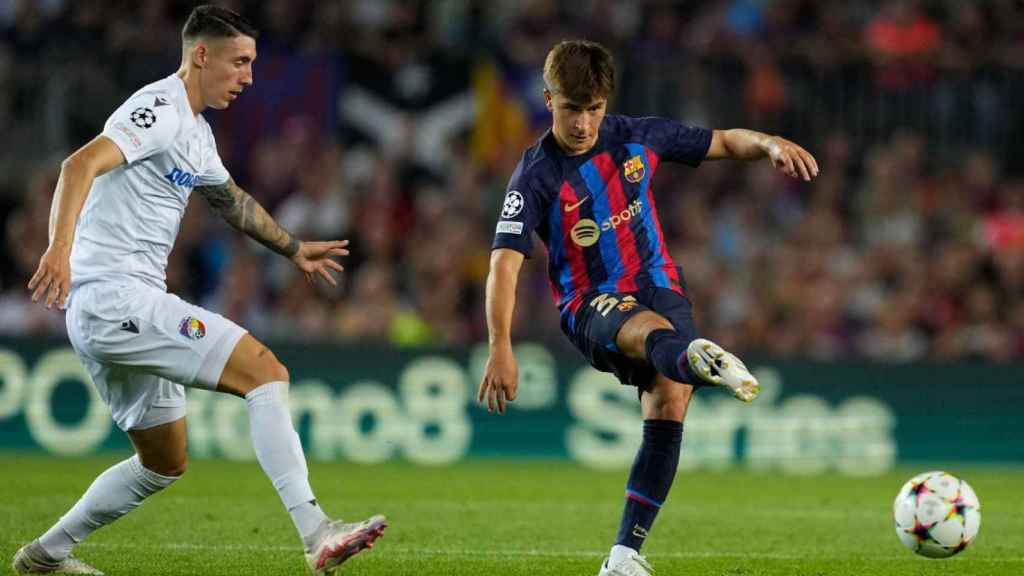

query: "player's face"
left=200, top=35, right=256, bottom=110
left=545, top=90, right=607, bottom=156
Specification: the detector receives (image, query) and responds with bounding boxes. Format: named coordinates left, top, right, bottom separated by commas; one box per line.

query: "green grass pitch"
left=3, top=454, right=1022, bottom=575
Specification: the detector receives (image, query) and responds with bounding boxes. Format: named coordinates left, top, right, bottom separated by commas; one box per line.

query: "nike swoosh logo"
left=564, top=196, right=590, bottom=212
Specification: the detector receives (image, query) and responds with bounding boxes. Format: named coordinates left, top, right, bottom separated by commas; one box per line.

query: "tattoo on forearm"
left=196, top=178, right=301, bottom=258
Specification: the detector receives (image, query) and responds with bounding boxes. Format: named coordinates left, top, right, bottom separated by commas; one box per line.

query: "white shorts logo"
left=496, top=221, right=524, bottom=235
left=501, top=190, right=525, bottom=219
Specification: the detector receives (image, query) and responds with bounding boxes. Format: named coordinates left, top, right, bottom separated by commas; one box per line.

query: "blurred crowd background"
left=1, top=0, right=1023, bottom=362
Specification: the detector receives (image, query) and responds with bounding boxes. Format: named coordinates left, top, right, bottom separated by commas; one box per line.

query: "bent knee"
left=256, top=347, right=289, bottom=383
left=163, top=459, right=188, bottom=478
left=219, top=337, right=291, bottom=397
left=625, top=311, right=673, bottom=338
left=142, top=455, right=187, bottom=478
left=643, top=312, right=675, bottom=331
left=619, top=311, right=675, bottom=357
left=267, top=358, right=289, bottom=383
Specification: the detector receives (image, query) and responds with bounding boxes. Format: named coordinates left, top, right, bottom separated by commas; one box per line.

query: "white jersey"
left=70, top=74, right=230, bottom=292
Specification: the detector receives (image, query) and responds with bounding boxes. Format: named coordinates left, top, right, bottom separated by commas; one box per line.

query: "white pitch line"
left=152, top=498, right=895, bottom=520
left=9, top=541, right=1022, bottom=563
left=6, top=496, right=933, bottom=520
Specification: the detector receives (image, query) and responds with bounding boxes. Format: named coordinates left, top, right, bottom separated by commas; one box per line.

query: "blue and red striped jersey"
left=491, top=114, right=711, bottom=314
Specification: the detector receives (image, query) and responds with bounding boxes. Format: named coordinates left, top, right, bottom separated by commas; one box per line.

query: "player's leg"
left=16, top=285, right=189, bottom=574
left=127, top=416, right=189, bottom=477
left=567, top=291, right=679, bottom=575
left=79, top=283, right=382, bottom=573
left=615, top=292, right=760, bottom=402
left=30, top=418, right=186, bottom=561
left=18, top=400, right=185, bottom=575
left=602, top=375, right=693, bottom=576
left=593, top=288, right=752, bottom=575
left=216, top=334, right=387, bottom=574
left=216, top=334, right=325, bottom=540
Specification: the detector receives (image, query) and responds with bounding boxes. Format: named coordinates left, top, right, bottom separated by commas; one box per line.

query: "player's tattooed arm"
left=196, top=178, right=301, bottom=258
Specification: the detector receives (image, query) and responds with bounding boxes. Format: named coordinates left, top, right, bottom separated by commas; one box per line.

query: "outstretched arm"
left=196, top=178, right=349, bottom=286
left=28, top=136, right=126, bottom=308
left=478, top=248, right=525, bottom=414
left=196, top=178, right=301, bottom=257
left=706, top=129, right=819, bottom=181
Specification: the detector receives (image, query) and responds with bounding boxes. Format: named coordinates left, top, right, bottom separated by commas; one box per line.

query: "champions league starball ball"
left=893, top=471, right=981, bottom=558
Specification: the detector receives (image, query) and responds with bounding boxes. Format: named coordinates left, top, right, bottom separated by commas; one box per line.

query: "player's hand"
left=289, top=240, right=349, bottom=287
left=478, top=345, right=518, bottom=415
left=27, top=242, right=72, bottom=310
left=764, top=136, right=819, bottom=182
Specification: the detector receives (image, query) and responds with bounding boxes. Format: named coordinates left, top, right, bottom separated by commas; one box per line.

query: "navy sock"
left=614, top=419, right=683, bottom=551
left=645, top=328, right=698, bottom=384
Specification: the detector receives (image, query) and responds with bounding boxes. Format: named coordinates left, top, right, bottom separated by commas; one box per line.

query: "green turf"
left=2, top=453, right=1022, bottom=575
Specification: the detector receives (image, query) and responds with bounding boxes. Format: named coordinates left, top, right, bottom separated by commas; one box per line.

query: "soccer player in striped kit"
left=478, top=40, right=818, bottom=576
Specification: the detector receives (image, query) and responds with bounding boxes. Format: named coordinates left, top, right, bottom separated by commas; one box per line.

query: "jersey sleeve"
left=491, top=160, right=544, bottom=258
left=101, top=93, right=180, bottom=164
left=626, top=116, right=712, bottom=167
left=196, top=138, right=231, bottom=187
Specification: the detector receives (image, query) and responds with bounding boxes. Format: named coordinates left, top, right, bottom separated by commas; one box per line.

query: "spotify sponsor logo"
left=569, top=199, right=643, bottom=247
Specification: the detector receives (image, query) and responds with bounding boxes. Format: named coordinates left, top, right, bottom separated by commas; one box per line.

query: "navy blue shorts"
left=560, top=286, right=699, bottom=392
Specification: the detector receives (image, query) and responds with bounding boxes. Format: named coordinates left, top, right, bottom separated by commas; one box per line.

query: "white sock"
left=245, top=381, right=327, bottom=548
left=38, top=455, right=179, bottom=560
left=294, top=504, right=330, bottom=551
left=610, top=544, right=638, bottom=565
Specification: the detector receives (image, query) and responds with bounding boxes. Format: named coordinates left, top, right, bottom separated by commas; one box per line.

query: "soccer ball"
left=893, top=471, right=981, bottom=558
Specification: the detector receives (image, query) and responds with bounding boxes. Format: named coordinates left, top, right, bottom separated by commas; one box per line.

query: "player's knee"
left=253, top=346, right=289, bottom=384
left=620, top=312, right=674, bottom=357
left=265, top=355, right=289, bottom=383
left=142, top=453, right=187, bottom=478
left=645, top=377, right=693, bottom=421
left=163, top=456, right=188, bottom=478
left=664, top=394, right=689, bottom=419
left=643, top=314, right=674, bottom=333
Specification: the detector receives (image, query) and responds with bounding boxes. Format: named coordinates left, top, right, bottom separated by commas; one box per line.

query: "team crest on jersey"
left=178, top=316, right=206, bottom=340
left=623, top=155, right=646, bottom=183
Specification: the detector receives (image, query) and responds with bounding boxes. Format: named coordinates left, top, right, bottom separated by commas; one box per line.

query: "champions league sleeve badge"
left=130, top=107, right=157, bottom=129
left=501, top=190, right=525, bottom=219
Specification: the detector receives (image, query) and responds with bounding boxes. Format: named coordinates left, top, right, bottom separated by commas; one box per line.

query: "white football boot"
left=304, top=515, right=388, bottom=575
left=598, top=548, right=655, bottom=576
left=11, top=541, right=104, bottom=575
left=686, top=338, right=760, bottom=402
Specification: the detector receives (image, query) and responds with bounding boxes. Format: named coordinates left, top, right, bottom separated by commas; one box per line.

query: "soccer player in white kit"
left=12, top=6, right=386, bottom=575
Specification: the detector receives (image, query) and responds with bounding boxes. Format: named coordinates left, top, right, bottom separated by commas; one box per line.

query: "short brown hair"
left=182, top=5, right=259, bottom=44
left=543, top=40, right=615, bottom=103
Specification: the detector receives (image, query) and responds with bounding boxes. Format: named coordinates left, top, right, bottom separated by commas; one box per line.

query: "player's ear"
left=191, top=43, right=207, bottom=69
left=544, top=89, right=553, bottom=112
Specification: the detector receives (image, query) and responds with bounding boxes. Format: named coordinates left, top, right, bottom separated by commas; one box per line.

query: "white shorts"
left=66, top=280, right=247, bottom=432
